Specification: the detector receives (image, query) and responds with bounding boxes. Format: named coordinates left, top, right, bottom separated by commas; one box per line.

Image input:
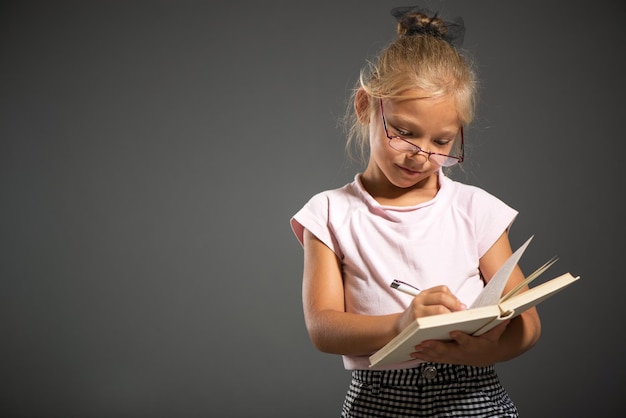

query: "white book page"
left=469, top=236, right=533, bottom=309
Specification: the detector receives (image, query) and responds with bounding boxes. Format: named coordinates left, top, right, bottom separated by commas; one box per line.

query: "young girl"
left=290, top=5, right=540, bottom=418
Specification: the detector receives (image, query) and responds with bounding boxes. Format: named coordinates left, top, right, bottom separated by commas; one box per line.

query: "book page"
left=499, top=256, right=558, bottom=303
left=469, top=236, right=533, bottom=309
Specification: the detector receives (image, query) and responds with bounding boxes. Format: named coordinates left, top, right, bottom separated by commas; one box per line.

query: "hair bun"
left=396, top=11, right=447, bottom=37
left=390, top=6, right=466, bottom=47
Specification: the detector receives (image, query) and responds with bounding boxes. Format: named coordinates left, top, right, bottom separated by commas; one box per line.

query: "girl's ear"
left=354, top=88, right=371, bottom=124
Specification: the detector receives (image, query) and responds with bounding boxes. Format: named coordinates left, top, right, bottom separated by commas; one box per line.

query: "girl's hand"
left=394, top=285, right=466, bottom=334
left=410, top=320, right=511, bottom=366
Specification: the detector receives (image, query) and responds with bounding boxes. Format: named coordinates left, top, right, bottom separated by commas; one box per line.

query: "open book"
left=368, top=236, right=580, bottom=368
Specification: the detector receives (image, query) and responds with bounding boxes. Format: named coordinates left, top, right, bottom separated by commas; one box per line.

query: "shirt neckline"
left=353, top=169, right=447, bottom=212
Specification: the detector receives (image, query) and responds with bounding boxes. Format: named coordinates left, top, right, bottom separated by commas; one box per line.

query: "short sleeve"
left=290, top=192, right=342, bottom=258
left=470, top=188, right=518, bottom=258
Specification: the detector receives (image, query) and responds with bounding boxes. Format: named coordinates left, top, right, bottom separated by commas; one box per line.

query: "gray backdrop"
left=1, top=1, right=624, bottom=417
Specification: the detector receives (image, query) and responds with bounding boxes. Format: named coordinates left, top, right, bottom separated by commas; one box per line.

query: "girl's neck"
left=360, top=170, right=440, bottom=207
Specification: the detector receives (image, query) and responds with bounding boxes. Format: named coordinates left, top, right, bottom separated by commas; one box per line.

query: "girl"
left=290, top=6, right=540, bottom=417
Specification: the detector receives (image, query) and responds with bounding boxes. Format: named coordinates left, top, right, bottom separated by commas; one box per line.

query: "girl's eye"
left=392, top=127, right=412, bottom=137
left=392, top=124, right=455, bottom=147
left=387, top=122, right=411, bottom=137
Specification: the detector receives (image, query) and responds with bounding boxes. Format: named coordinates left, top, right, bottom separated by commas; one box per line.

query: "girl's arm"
left=302, top=228, right=465, bottom=356
left=302, top=228, right=400, bottom=356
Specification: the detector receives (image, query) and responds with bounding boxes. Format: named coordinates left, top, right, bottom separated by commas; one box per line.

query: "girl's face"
left=365, top=90, right=462, bottom=191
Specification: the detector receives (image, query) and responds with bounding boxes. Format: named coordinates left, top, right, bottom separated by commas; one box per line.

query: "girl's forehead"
left=383, top=94, right=461, bottom=130
left=392, top=88, right=455, bottom=105
left=385, top=94, right=458, bottom=115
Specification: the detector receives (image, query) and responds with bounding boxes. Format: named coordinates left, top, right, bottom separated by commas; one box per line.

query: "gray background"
left=1, top=1, right=624, bottom=417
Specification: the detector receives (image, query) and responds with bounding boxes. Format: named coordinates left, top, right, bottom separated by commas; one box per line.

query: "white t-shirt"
left=291, top=169, right=518, bottom=370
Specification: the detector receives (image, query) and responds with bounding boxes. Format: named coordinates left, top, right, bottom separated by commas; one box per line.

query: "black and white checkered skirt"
left=341, top=362, right=518, bottom=417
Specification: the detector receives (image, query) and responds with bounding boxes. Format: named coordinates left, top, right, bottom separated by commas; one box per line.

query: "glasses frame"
left=379, top=99, right=464, bottom=166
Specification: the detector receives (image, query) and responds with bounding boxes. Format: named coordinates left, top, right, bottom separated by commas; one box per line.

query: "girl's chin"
left=398, top=166, right=423, bottom=176
left=389, top=166, right=437, bottom=187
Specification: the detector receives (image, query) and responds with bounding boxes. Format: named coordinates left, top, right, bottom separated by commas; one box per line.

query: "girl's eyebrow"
left=389, top=119, right=458, bottom=138
left=385, top=117, right=422, bottom=133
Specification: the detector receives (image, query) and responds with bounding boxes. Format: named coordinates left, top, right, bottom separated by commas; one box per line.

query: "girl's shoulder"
left=304, top=176, right=363, bottom=205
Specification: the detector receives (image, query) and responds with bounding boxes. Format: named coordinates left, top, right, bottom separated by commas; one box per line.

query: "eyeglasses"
left=379, top=99, right=464, bottom=167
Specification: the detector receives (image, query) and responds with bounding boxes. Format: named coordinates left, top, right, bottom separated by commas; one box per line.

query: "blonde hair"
left=343, top=11, right=478, bottom=164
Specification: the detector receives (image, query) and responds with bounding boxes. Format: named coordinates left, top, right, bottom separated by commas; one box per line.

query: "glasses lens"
left=388, top=132, right=463, bottom=167
left=388, top=137, right=416, bottom=154
left=429, top=154, right=459, bottom=167
left=432, top=135, right=463, bottom=167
